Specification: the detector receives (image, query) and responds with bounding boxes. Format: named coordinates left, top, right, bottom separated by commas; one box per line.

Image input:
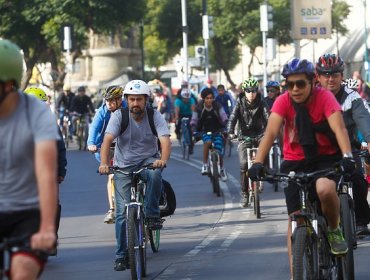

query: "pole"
left=364, top=0, right=369, bottom=81
left=262, top=30, right=267, bottom=97
left=181, top=0, right=189, bottom=84
left=202, top=0, right=209, bottom=79
left=140, top=20, right=145, bottom=81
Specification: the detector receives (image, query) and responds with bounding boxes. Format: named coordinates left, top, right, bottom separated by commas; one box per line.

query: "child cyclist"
left=87, top=86, right=126, bottom=223
left=191, top=87, right=229, bottom=181
left=227, top=78, right=269, bottom=207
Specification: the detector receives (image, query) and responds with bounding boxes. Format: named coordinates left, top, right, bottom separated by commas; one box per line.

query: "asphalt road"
left=41, top=141, right=370, bottom=280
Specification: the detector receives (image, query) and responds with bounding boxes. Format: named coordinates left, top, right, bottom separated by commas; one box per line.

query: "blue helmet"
left=265, top=81, right=280, bottom=88
left=281, top=58, right=315, bottom=79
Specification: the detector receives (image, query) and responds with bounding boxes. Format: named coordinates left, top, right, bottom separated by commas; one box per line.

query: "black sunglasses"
left=266, top=88, right=277, bottom=93
left=245, top=88, right=257, bottom=93
left=286, top=80, right=309, bottom=90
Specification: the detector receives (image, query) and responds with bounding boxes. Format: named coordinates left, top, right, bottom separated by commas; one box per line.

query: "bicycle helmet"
left=77, top=86, right=85, bottom=92
left=281, top=58, right=315, bottom=79
left=0, top=39, right=23, bottom=87
left=123, top=80, right=150, bottom=97
left=181, top=88, right=191, bottom=99
left=200, top=87, right=214, bottom=99
left=266, top=81, right=280, bottom=88
left=316, top=54, right=344, bottom=74
left=24, top=87, right=48, bottom=102
left=101, top=85, right=123, bottom=100
left=241, top=78, right=259, bottom=91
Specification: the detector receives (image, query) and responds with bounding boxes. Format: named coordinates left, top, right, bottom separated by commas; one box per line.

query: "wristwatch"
left=343, top=152, right=353, bottom=158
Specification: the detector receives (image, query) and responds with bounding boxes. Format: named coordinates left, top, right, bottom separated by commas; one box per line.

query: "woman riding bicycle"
left=191, top=87, right=228, bottom=181
left=227, top=77, right=269, bottom=207
left=248, top=58, right=356, bottom=278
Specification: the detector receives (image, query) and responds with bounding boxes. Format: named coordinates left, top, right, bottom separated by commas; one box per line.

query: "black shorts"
left=281, top=156, right=341, bottom=215
left=0, top=209, right=48, bottom=269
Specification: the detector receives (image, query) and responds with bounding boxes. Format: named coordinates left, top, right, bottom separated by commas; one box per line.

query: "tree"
left=0, top=0, right=145, bottom=89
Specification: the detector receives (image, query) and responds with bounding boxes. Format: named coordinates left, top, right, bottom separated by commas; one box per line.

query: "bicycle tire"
left=253, top=181, right=261, bottom=218
left=338, top=194, right=355, bottom=280
left=127, top=206, right=146, bottom=279
left=77, top=126, right=83, bottom=150
left=83, top=124, right=88, bottom=151
left=292, top=226, right=317, bottom=280
left=227, top=140, right=232, bottom=157
left=272, top=146, right=279, bottom=192
left=148, top=228, right=160, bottom=253
left=182, top=144, right=189, bottom=160
left=211, top=152, right=221, bottom=197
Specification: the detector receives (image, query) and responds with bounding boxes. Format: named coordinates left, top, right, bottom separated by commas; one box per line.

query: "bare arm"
left=99, top=133, right=115, bottom=174
left=255, top=112, right=284, bottom=163
left=327, top=111, right=352, bottom=155
left=32, top=140, right=58, bottom=250
left=153, top=135, right=171, bottom=168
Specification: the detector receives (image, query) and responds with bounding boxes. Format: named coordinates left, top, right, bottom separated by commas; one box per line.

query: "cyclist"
left=227, top=77, right=269, bottom=207
left=264, top=80, right=281, bottom=110
left=70, top=86, right=94, bottom=136
left=87, top=85, right=126, bottom=224
left=248, top=58, right=355, bottom=277
left=191, top=87, right=228, bottom=181
left=215, top=84, right=235, bottom=117
left=98, top=79, right=171, bottom=271
left=174, top=88, right=196, bottom=154
left=24, top=87, right=67, bottom=256
left=0, top=39, right=58, bottom=279
left=316, top=53, right=370, bottom=235
left=56, top=84, right=75, bottom=138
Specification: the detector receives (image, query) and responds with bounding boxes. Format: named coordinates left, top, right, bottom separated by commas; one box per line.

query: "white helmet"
left=123, top=80, right=150, bottom=97
left=181, top=89, right=191, bottom=99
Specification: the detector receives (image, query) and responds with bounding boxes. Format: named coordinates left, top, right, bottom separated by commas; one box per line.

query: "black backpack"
left=120, top=107, right=157, bottom=136
left=159, top=179, right=176, bottom=217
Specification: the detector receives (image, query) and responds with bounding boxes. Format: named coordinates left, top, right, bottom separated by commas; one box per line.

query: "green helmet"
left=0, top=39, right=23, bottom=87
left=241, top=78, right=259, bottom=91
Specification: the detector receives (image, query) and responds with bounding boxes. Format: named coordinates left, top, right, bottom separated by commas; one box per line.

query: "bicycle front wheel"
left=253, top=181, right=261, bottom=218
left=272, top=146, right=280, bottom=192
left=338, top=194, right=355, bottom=280
left=148, top=228, right=161, bottom=253
left=292, top=226, right=318, bottom=280
left=127, top=206, right=146, bottom=279
left=211, top=153, right=220, bottom=197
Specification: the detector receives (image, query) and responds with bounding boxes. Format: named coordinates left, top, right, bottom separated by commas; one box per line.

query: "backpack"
left=159, top=179, right=176, bottom=217
left=120, top=107, right=161, bottom=151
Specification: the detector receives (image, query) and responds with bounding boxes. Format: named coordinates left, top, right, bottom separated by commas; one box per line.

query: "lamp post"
left=364, top=0, right=369, bottom=81
left=181, top=0, right=189, bottom=84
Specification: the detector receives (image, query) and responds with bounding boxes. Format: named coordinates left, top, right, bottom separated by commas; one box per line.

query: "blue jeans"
left=113, top=159, right=163, bottom=259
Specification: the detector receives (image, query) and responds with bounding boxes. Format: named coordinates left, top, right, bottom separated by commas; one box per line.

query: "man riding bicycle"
left=191, top=87, right=228, bottom=181
left=316, top=53, right=370, bottom=236
left=264, top=80, right=281, bottom=111
left=88, top=85, right=126, bottom=224
left=98, top=80, right=171, bottom=272
left=227, top=77, right=269, bottom=207
left=0, top=39, right=58, bottom=279
left=70, top=86, right=94, bottom=135
left=248, top=58, right=355, bottom=277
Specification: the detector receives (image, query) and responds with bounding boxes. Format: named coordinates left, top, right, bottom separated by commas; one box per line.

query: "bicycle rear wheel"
left=182, top=143, right=189, bottom=160
left=127, top=206, right=146, bottom=279
left=211, top=153, right=220, bottom=197
left=292, top=226, right=318, bottom=280
left=148, top=228, right=160, bottom=253
left=338, top=194, right=355, bottom=280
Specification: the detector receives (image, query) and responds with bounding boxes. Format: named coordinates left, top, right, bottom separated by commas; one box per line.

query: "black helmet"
left=316, top=54, right=344, bottom=74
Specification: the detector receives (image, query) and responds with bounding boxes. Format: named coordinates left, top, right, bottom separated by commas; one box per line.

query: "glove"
left=248, top=163, right=266, bottom=180
left=338, top=157, right=356, bottom=174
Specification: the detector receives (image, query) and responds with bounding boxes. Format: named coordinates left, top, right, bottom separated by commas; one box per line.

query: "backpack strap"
left=120, top=107, right=157, bottom=137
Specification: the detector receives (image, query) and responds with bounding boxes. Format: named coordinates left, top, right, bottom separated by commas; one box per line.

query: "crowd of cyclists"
left=2, top=35, right=370, bottom=279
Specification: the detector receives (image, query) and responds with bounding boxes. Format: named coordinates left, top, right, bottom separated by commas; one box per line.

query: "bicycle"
left=180, top=117, right=191, bottom=160
left=74, top=113, right=90, bottom=151
left=109, top=164, right=164, bottom=280
left=262, top=168, right=353, bottom=280
left=205, top=132, right=222, bottom=197
left=223, top=134, right=233, bottom=157
left=268, top=138, right=282, bottom=192
left=237, top=136, right=262, bottom=219
left=58, top=108, right=71, bottom=149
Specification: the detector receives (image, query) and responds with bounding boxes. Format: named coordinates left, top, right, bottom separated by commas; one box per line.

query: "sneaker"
left=146, top=217, right=163, bottom=230
left=239, top=192, right=249, bottom=208
left=114, top=257, right=129, bottom=271
left=104, top=209, right=115, bottom=224
left=356, top=224, right=370, bottom=237
left=327, top=227, right=348, bottom=255
left=201, top=164, right=209, bottom=175
left=220, top=168, right=228, bottom=181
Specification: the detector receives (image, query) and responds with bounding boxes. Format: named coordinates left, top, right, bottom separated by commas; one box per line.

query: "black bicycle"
left=205, top=132, right=222, bottom=197
left=109, top=164, right=164, bottom=280
left=262, top=168, right=353, bottom=280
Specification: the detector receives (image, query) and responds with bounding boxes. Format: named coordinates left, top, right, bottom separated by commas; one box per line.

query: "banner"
left=290, top=0, right=332, bottom=40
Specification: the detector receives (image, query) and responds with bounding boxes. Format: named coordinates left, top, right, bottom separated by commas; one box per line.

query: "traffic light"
left=208, top=16, right=214, bottom=38
left=202, top=15, right=214, bottom=39
left=267, top=5, right=273, bottom=30
left=260, top=4, right=273, bottom=32
left=195, top=46, right=205, bottom=59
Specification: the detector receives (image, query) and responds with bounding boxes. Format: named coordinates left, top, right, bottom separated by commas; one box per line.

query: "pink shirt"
left=271, top=87, right=341, bottom=161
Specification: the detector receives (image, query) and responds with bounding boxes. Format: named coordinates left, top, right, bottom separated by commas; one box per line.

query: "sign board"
left=290, top=0, right=332, bottom=40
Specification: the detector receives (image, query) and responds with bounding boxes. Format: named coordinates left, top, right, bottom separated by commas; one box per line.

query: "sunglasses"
left=286, top=80, right=309, bottom=90
left=245, top=89, right=257, bottom=93
left=267, top=88, right=277, bottom=93
left=320, top=72, right=342, bottom=79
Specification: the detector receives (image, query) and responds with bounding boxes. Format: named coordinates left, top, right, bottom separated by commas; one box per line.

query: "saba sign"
left=290, top=0, right=332, bottom=40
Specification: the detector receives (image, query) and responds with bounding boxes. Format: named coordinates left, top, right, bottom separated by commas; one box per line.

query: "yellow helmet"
left=24, top=87, right=48, bottom=102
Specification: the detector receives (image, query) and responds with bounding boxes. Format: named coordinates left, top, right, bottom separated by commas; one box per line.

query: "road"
left=41, top=141, right=370, bottom=280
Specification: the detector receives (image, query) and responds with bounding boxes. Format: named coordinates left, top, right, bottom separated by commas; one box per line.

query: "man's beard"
left=130, top=106, right=144, bottom=116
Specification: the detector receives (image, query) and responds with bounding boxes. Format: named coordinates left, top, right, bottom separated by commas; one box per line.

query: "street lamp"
left=364, top=0, right=369, bottom=81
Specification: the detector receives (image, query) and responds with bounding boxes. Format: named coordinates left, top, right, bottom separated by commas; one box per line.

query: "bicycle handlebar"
left=0, top=234, right=30, bottom=251
left=108, top=163, right=165, bottom=175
